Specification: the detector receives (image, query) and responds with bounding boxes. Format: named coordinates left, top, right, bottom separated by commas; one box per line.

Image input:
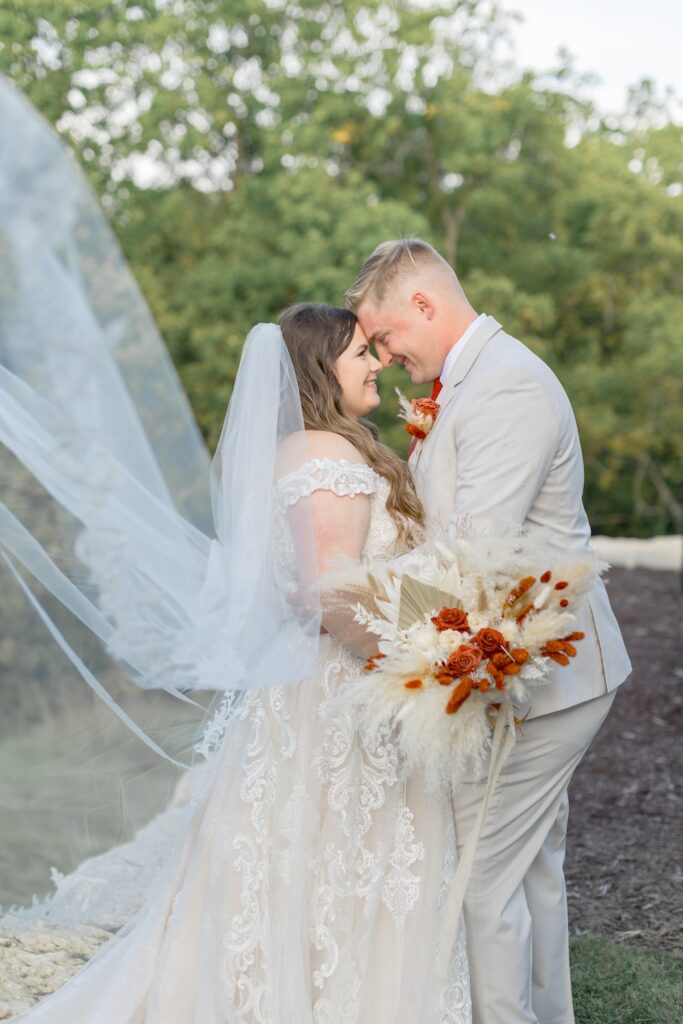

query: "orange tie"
left=408, top=379, right=443, bottom=456
left=430, top=378, right=443, bottom=403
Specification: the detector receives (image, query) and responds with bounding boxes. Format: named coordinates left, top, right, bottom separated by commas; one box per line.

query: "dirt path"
left=565, top=567, right=682, bottom=953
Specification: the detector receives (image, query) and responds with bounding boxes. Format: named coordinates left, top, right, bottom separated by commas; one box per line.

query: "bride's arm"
left=283, top=431, right=381, bottom=661
left=310, top=487, right=386, bottom=661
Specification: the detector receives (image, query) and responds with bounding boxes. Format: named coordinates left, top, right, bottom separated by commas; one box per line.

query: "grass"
left=571, top=936, right=683, bottom=1024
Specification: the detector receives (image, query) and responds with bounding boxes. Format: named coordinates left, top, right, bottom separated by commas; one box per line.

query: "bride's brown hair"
left=279, top=302, right=425, bottom=546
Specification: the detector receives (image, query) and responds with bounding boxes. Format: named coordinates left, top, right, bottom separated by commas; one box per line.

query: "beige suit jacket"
left=408, top=315, right=631, bottom=718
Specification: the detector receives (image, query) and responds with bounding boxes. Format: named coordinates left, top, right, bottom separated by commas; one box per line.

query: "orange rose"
left=412, top=398, right=440, bottom=418
left=473, top=627, right=505, bottom=655
left=443, top=644, right=484, bottom=678
left=431, top=606, right=471, bottom=633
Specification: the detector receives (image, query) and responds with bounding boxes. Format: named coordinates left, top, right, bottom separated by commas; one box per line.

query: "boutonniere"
left=396, top=388, right=440, bottom=441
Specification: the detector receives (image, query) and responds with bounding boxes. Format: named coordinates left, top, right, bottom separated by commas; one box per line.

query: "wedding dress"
left=0, top=75, right=470, bottom=1023
left=9, top=457, right=471, bottom=1024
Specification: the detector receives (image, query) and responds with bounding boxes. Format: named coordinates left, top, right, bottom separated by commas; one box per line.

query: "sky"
left=502, top=0, right=683, bottom=117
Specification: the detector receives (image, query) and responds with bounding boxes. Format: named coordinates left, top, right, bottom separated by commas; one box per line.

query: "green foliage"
left=570, top=937, right=683, bottom=1024
left=116, top=169, right=430, bottom=446
left=1, top=0, right=681, bottom=534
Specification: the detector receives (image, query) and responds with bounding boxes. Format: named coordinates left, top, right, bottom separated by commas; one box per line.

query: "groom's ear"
left=411, top=290, right=435, bottom=320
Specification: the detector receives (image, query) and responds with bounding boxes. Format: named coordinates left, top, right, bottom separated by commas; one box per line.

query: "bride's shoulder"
left=276, top=430, right=367, bottom=475
left=302, top=430, right=367, bottom=466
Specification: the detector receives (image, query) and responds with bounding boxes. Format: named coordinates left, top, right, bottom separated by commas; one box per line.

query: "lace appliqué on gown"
left=276, top=458, right=376, bottom=507
left=214, top=458, right=471, bottom=1023
left=8, top=458, right=470, bottom=1024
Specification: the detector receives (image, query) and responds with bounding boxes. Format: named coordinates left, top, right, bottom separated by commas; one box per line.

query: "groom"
left=345, top=239, right=631, bottom=1024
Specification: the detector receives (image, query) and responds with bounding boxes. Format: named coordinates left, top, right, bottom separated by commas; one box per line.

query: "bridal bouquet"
left=322, top=529, right=605, bottom=793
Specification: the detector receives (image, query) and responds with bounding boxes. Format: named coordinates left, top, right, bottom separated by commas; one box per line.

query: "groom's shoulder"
left=486, top=327, right=548, bottom=372
left=478, top=326, right=567, bottom=395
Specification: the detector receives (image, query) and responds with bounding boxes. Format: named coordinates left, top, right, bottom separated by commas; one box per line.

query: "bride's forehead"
left=350, top=321, right=370, bottom=344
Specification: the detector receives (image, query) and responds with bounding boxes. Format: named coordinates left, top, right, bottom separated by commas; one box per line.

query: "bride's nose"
left=370, top=353, right=383, bottom=372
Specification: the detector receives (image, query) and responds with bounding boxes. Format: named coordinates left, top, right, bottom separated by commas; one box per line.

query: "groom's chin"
left=402, top=362, right=429, bottom=385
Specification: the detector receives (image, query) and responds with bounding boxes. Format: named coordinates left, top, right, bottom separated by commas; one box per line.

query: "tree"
left=1, top=1, right=681, bottom=533
left=116, top=166, right=430, bottom=446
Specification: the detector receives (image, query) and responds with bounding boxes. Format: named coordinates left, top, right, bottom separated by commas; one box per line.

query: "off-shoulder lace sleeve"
left=276, top=457, right=377, bottom=508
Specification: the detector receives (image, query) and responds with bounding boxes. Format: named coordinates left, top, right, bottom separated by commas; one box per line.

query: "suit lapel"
left=411, top=316, right=503, bottom=470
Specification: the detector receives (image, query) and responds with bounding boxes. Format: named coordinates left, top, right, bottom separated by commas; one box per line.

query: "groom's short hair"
left=345, top=238, right=451, bottom=311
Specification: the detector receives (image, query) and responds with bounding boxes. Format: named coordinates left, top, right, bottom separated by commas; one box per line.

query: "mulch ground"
left=565, top=567, right=682, bottom=954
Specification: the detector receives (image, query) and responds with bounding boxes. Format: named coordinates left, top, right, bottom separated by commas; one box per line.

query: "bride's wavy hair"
left=279, top=302, right=425, bottom=546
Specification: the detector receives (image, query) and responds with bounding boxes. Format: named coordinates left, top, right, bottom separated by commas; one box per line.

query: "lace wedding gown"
left=9, top=458, right=471, bottom=1024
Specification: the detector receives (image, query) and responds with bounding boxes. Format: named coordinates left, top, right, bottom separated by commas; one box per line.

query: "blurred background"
left=1, top=0, right=681, bottom=537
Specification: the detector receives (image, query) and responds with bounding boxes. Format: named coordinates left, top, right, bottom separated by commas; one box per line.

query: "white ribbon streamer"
left=435, top=699, right=517, bottom=984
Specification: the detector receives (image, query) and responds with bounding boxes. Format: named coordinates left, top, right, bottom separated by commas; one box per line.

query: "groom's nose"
left=375, top=344, right=393, bottom=369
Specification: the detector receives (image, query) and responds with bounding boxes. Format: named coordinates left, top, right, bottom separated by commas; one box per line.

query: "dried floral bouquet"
left=321, top=530, right=606, bottom=794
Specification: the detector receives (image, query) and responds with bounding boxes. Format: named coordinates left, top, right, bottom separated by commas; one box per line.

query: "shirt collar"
left=439, top=313, right=487, bottom=384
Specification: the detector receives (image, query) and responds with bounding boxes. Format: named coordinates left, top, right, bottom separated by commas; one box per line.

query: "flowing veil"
left=0, top=75, right=321, bottom=926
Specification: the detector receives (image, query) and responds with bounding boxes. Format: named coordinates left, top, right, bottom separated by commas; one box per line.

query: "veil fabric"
left=0, top=75, right=321, bottom=918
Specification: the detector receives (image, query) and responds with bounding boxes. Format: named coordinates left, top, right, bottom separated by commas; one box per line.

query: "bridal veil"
left=0, top=75, right=321, bottom=921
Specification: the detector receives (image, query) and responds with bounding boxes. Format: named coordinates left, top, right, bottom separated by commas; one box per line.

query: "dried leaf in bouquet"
left=397, top=576, right=459, bottom=630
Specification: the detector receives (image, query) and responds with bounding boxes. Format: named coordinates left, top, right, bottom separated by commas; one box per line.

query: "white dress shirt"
left=439, top=313, right=487, bottom=384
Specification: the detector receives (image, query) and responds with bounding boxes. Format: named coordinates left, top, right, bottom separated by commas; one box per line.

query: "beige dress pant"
left=451, top=690, right=616, bottom=1024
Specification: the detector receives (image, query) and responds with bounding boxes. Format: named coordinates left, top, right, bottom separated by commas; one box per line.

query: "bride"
left=0, top=78, right=470, bottom=1020
left=3, top=302, right=471, bottom=1023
